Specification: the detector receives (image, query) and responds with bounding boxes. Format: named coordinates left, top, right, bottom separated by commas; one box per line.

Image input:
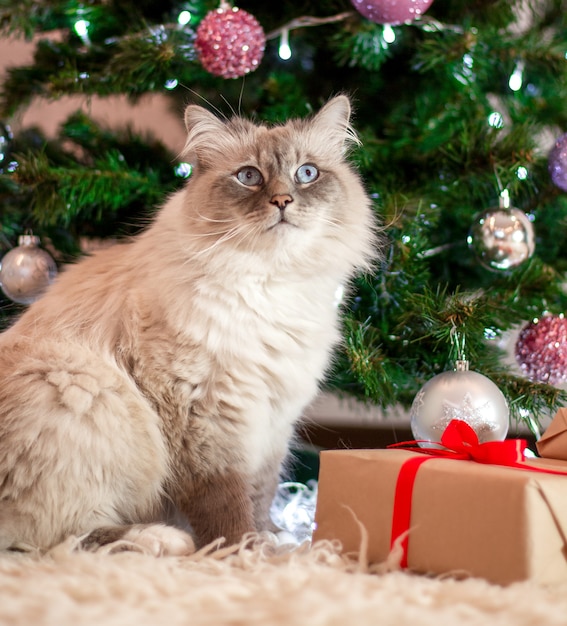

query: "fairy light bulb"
left=509, top=61, right=524, bottom=92
left=279, top=29, right=291, bottom=60
left=175, top=162, right=192, bottom=178
left=178, top=10, right=192, bottom=26
left=516, top=166, right=528, bottom=180
left=488, top=111, right=504, bottom=128
left=382, top=24, right=396, bottom=44
left=73, top=18, right=91, bottom=45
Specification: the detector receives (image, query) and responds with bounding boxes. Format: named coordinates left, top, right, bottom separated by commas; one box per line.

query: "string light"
left=175, top=162, right=192, bottom=178
left=488, top=111, right=504, bottom=128
left=382, top=24, right=396, bottom=44
left=278, top=29, right=291, bottom=60
left=178, top=10, right=192, bottom=26
left=516, top=166, right=529, bottom=180
left=454, top=53, right=474, bottom=85
left=73, top=18, right=91, bottom=45
left=508, top=60, right=524, bottom=92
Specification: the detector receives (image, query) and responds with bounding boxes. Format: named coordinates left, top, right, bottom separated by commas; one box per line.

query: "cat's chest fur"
left=125, top=265, right=341, bottom=477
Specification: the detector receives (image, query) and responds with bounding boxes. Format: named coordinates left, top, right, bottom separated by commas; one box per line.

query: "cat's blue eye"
left=295, top=164, right=319, bottom=184
left=236, top=166, right=263, bottom=186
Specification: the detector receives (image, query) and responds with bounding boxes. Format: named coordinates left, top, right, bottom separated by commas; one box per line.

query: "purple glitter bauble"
left=195, top=6, right=265, bottom=79
left=350, top=0, right=434, bottom=25
left=549, top=133, right=567, bottom=192
left=515, top=315, right=567, bottom=385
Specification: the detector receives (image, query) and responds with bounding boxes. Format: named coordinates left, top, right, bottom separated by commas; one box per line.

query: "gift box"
left=313, top=447, right=567, bottom=585
left=537, top=408, right=567, bottom=460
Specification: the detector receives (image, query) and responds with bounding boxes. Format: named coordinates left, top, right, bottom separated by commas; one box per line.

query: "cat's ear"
left=311, top=95, right=360, bottom=152
left=184, top=105, right=226, bottom=136
left=182, top=105, right=227, bottom=166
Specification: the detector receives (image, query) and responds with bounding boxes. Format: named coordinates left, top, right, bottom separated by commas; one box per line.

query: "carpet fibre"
left=1, top=533, right=567, bottom=626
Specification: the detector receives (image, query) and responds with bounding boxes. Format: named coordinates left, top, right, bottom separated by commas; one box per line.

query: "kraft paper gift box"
left=537, top=408, right=567, bottom=460
left=313, top=448, right=567, bottom=585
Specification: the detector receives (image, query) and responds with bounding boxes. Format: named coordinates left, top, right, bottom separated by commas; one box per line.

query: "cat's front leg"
left=251, top=457, right=282, bottom=533
left=173, top=469, right=255, bottom=549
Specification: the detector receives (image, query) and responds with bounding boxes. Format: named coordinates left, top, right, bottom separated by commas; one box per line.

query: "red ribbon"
left=389, top=419, right=567, bottom=568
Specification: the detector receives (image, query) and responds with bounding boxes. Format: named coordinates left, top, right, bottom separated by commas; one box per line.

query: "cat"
left=0, top=95, right=379, bottom=555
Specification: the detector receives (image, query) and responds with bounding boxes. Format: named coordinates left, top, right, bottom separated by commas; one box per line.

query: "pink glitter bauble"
left=194, top=5, right=266, bottom=79
left=350, top=0, right=434, bottom=25
left=548, top=132, right=567, bottom=192
left=515, top=315, right=567, bottom=385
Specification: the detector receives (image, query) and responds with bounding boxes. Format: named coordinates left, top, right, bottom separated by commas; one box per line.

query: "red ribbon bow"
left=389, top=419, right=565, bottom=568
left=402, top=418, right=528, bottom=466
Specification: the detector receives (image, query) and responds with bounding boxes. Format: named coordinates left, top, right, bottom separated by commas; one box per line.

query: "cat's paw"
left=121, top=524, right=196, bottom=556
left=82, top=523, right=196, bottom=556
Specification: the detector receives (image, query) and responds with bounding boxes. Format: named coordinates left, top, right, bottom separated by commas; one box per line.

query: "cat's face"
left=180, top=96, right=375, bottom=269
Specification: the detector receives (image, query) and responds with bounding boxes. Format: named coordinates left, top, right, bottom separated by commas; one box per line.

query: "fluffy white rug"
left=1, top=534, right=567, bottom=626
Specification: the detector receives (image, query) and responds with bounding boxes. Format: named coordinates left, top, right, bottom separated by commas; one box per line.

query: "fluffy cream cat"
left=0, top=95, right=378, bottom=554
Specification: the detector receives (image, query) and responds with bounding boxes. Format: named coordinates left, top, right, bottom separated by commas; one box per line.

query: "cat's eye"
left=236, top=166, right=263, bottom=186
left=295, top=164, right=319, bottom=184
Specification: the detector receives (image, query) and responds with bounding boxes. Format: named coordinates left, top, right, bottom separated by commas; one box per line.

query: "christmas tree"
left=1, top=0, right=567, bottom=436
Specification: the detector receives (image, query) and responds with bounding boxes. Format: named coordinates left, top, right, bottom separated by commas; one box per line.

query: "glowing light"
left=508, top=61, right=524, bottom=92
left=175, top=162, right=192, bottom=178
left=463, top=53, right=474, bottom=70
left=401, top=235, right=411, bottom=244
left=178, top=10, right=192, bottom=25
left=382, top=24, right=396, bottom=44
left=516, top=166, right=529, bottom=180
left=74, top=19, right=90, bottom=38
left=279, top=29, right=291, bottom=60
left=488, top=111, right=504, bottom=128
left=164, top=78, right=178, bottom=90
left=454, top=53, right=475, bottom=85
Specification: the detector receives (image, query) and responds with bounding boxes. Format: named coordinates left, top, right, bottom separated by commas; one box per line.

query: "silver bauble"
left=468, top=206, right=535, bottom=271
left=410, top=361, right=509, bottom=448
left=0, top=235, right=57, bottom=304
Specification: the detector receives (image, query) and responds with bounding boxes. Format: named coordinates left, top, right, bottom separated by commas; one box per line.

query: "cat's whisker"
left=220, top=220, right=268, bottom=254
left=186, top=224, right=250, bottom=260
left=179, top=86, right=229, bottom=121
left=183, top=225, right=240, bottom=239
left=194, top=211, right=239, bottom=225
left=318, top=216, right=344, bottom=230
left=182, top=232, right=231, bottom=240
left=220, top=93, right=238, bottom=118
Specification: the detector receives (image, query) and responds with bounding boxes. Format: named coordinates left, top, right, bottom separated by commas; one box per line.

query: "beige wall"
left=0, top=35, right=186, bottom=153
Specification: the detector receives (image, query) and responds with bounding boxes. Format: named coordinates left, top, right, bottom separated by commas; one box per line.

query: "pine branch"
left=6, top=110, right=180, bottom=234
left=332, top=20, right=392, bottom=72
left=0, top=0, right=67, bottom=38
left=12, top=150, right=160, bottom=226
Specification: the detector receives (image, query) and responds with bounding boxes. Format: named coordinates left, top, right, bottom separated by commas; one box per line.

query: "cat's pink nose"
left=270, top=194, right=293, bottom=209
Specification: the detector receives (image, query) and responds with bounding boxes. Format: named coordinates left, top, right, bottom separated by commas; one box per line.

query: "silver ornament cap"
left=410, top=360, right=509, bottom=448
